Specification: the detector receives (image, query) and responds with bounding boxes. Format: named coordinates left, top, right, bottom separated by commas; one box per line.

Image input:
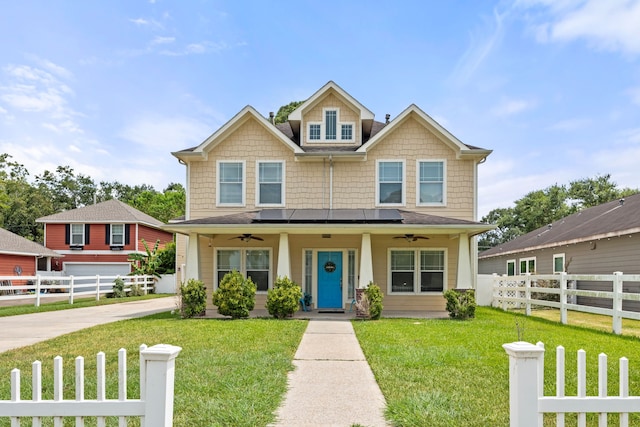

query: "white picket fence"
left=0, top=274, right=155, bottom=307
left=0, top=344, right=181, bottom=426
left=504, top=341, right=640, bottom=427
left=492, top=272, right=640, bottom=334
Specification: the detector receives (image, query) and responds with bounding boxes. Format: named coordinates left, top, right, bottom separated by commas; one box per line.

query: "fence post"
left=612, top=271, right=623, bottom=335
left=141, top=344, right=182, bottom=427
left=69, top=276, right=75, bottom=305
left=491, top=273, right=498, bottom=307
left=503, top=342, right=545, bottom=427
left=560, top=272, right=567, bottom=325
left=96, top=275, right=101, bottom=301
left=524, top=273, right=531, bottom=314
left=35, top=275, right=42, bottom=307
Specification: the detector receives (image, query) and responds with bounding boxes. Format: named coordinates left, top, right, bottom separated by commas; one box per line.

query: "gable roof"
left=479, top=193, right=640, bottom=259
left=36, top=199, right=165, bottom=228
left=288, top=81, right=375, bottom=122
left=0, top=228, right=62, bottom=258
left=172, top=105, right=303, bottom=161
left=358, top=104, right=492, bottom=159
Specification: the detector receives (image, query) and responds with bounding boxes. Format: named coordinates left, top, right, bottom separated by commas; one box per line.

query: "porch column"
left=359, top=233, right=374, bottom=288
left=276, top=233, right=291, bottom=278
left=456, top=233, right=472, bottom=289
left=185, top=233, right=200, bottom=281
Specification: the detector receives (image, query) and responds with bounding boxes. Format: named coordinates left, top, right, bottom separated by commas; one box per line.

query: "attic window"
left=306, top=108, right=354, bottom=143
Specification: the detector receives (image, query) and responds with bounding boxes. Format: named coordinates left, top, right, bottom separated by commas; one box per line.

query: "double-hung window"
left=519, top=257, right=536, bottom=274
left=377, top=160, right=405, bottom=205
left=553, top=254, right=565, bottom=274
left=216, top=249, right=271, bottom=292
left=217, top=161, right=245, bottom=206
left=111, top=224, right=124, bottom=245
left=309, top=124, right=321, bottom=140
left=306, top=108, right=354, bottom=142
left=341, top=124, right=353, bottom=140
left=506, top=260, right=516, bottom=276
left=390, top=249, right=446, bottom=293
left=417, top=160, right=445, bottom=205
left=257, top=161, right=284, bottom=206
left=70, top=224, right=84, bottom=246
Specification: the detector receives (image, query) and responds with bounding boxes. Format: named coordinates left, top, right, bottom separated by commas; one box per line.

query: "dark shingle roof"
left=0, top=228, right=62, bottom=257
left=479, top=193, right=640, bottom=258
left=36, top=199, right=164, bottom=227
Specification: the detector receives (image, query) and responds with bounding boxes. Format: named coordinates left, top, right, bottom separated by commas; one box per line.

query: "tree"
left=274, top=100, right=304, bottom=124
left=568, top=174, right=636, bottom=209
left=35, top=165, right=97, bottom=211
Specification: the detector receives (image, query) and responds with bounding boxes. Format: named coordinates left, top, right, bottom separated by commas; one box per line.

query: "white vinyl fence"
left=0, top=344, right=181, bottom=426
left=0, top=274, right=155, bottom=306
left=504, top=341, right=639, bottom=427
left=492, top=272, right=640, bottom=334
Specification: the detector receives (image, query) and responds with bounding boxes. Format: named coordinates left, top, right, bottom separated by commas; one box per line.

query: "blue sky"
left=1, top=0, right=639, bottom=218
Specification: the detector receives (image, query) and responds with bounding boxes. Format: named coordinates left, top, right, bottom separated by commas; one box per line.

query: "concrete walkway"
left=0, top=297, right=176, bottom=353
left=272, top=320, right=389, bottom=427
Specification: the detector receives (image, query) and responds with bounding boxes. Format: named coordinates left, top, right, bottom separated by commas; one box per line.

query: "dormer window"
left=306, top=108, right=354, bottom=143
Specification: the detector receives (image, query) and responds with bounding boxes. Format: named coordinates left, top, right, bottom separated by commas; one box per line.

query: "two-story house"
left=166, top=81, right=493, bottom=313
left=36, top=199, right=174, bottom=278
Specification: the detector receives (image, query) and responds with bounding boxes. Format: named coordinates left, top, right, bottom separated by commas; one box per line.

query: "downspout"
left=329, top=154, right=333, bottom=210
left=322, top=158, right=326, bottom=209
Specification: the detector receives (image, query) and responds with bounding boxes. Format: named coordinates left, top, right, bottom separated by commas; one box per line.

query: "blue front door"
left=317, top=251, right=343, bottom=308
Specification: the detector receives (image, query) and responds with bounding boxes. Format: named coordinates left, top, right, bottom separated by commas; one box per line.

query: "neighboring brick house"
left=165, top=81, right=493, bottom=313
left=0, top=227, right=62, bottom=284
left=36, top=199, right=173, bottom=278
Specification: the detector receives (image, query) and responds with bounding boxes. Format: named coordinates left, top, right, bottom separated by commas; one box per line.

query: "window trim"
left=553, top=253, right=565, bottom=274
left=387, top=248, right=447, bottom=295
left=110, top=223, right=125, bottom=246
left=519, top=257, right=536, bottom=274
left=506, top=259, right=516, bottom=276
left=214, top=247, right=272, bottom=293
left=416, top=159, right=446, bottom=207
left=376, top=159, right=406, bottom=207
left=255, top=160, right=285, bottom=207
left=70, top=223, right=85, bottom=246
left=216, top=160, right=246, bottom=207
left=305, top=108, right=355, bottom=143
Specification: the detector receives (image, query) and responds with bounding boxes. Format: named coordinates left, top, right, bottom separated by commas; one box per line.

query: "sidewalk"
left=0, top=297, right=176, bottom=353
left=271, top=320, right=389, bottom=427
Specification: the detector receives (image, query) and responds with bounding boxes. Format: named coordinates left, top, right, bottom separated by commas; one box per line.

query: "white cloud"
left=119, top=115, right=212, bottom=151
left=490, top=98, right=536, bottom=117
left=547, top=117, right=591, bottom=131
left=521, top=0, right=640, bottom=56
left=159, top=41, right=230, bottom=56
left=151, top=36, right=175, bottom=45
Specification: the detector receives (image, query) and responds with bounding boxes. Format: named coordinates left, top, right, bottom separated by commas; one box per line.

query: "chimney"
left=385, top=114, right=390, bottom=124
left=269, top=112, right=274, bottom=124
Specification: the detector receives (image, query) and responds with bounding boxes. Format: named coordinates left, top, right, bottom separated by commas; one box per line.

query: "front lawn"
left=354, top=307, right=640, bottom=427
left=0, top=313, right=308, bottom=427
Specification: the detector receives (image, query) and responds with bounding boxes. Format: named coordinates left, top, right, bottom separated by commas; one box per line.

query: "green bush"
left=212, top=271, right=256, bottom=319
left=266, top=276, right=303, bottom=319
left=443, top=289, right=476, bottom=320
left=179, top=279, right=206, bottom=318
left=363, top=282, right=384, bottom=320
left=111, top=277, right=126, bottom=298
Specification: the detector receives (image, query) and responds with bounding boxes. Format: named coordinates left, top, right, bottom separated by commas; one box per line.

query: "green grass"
left=353, top=307, right=640, bottom=427
left=0, top=294, right=169, bottom=317
left=0, top=313, right=308, bottom=427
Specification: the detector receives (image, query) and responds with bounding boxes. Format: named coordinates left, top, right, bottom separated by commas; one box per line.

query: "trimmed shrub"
left=266, top=276, right=303, bottom=319
left=111, top=277, right=126, bottom=298
left=363, top=283, right=384, bottom=320
left=212, top=271, right=256, bottom=319
left=179, top=279, right=206, bottom=318
left=443, top=289, right=476, bottom=320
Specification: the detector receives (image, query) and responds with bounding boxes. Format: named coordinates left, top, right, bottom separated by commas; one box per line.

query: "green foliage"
left=128, top=239, right=161, bottom=278
left=111, top=277, right=127, bottom=298
left=179, top=278, right=207, bottom=318
left=363, top=282, right=384, bottom=320
left=443, top=289, right=476, bottom=320
left=274, top=100, right=305, bottom=124
left=156, top=241, right=176, bottom=274
left=266, top=276, right=303, bottom=319
left=212, top=271, right=256, bottom=319
left=479, top=174, right=638, bottom=250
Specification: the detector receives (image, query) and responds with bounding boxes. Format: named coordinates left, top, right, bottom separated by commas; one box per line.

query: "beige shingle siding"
left=188, top=116, right=476, bottom=221
left=302, top=92, right=361, bottom=147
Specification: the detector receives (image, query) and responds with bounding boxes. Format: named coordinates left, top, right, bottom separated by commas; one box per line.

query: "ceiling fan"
left=229, top=233, right=264, bottom=242
left=393, top=234, right=429, bottom=242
